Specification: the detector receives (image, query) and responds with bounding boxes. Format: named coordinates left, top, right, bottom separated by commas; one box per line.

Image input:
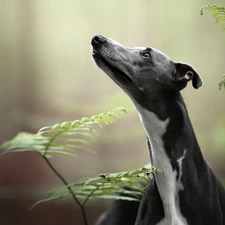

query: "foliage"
left=32, top=167, right=162, bottom=209
left=1, top=107, right=160, bottom=225
left=218, top=75, right=225, bottom=90
left=1, top=107, right=127, bottom=158
left=200, top=5, right=225, bottom=90
left=200, top=5, right=225, bottom=31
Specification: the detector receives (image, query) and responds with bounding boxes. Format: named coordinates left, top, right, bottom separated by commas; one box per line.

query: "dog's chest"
left=153, top=153, right=187, bottom=225
left=137, top=108, right=188, bottom=225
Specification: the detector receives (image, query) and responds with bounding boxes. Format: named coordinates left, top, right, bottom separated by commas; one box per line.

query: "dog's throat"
left=136, top=107, right=188, bottom=225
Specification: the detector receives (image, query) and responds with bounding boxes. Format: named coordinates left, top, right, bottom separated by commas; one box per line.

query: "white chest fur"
left=135, top=104, right=188, bottom=225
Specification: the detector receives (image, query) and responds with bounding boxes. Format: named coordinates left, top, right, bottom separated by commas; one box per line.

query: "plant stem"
left=42, top=155, right=88, bottom=225
left=83, top=186, right=99, bottom=207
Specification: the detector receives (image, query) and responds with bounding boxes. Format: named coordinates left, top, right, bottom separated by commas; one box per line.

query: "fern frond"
left=218, top=75, right=225, bottom=90
left=200, top=5, right=225, bottom=31
left=1, top=107, right=127, bottom=158
left=31, top=167, right=162, bottom=209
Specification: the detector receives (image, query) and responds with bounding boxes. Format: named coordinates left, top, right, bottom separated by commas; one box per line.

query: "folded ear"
left=175, top=62, right=202, bottom=89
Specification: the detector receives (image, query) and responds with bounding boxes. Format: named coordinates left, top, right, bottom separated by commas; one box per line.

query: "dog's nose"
left=91, top=35, right=106, bottom=47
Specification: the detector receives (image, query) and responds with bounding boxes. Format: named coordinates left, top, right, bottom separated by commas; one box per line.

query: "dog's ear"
left=174, top=62, right=202, bottom=89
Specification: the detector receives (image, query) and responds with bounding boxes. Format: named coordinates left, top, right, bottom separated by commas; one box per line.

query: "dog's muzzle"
left=91, top=35, right=133, bottom=84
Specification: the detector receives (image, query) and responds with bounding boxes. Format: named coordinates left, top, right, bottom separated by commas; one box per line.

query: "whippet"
left=91, top=35, right=225, bottom=225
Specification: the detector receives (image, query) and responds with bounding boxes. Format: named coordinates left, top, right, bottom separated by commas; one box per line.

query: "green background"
left=0, top=1, right=224, bottom=225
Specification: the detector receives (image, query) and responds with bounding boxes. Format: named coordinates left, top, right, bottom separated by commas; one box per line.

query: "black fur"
left=92, top=35, right=225, bottom=225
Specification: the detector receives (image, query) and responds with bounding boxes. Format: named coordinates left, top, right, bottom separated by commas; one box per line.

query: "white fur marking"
left=133, top=102, right=188, bottom=225
left=184, top=74, right=190, bottom=80
left=177, top=150, right=187, bottom=185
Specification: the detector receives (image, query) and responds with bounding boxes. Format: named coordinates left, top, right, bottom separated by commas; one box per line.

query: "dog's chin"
left=92, top=53, right=133, bottom=85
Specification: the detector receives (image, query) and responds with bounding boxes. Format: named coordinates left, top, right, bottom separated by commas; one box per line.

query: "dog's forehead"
left=151, top=48, right=173, bottom=66
left=152, top=48, right=170, bottom=59
left=134, top=46, right=174, bottom=70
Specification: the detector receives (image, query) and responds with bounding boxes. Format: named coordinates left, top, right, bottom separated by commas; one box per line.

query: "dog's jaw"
left=92, top=36, right=134, bottom=86
left=92, top=52, right=133, bottom=86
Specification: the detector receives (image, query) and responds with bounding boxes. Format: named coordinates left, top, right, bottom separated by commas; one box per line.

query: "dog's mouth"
left=92, top=51, right=133, bottom=84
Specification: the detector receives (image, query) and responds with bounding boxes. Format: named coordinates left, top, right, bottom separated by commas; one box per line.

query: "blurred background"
left=0, top=0, right=225, bottom=224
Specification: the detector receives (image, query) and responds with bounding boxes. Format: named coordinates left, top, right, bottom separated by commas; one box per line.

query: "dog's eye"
left=143, top=52, right=151, bottom=58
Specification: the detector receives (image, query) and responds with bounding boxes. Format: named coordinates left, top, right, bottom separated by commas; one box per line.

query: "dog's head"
left=91, top=35, right=202, bottom=111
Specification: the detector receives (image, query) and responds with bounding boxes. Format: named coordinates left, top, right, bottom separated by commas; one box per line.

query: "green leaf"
left=1, top=132, right=49, bottom=154
left=218, top=75, right=225, bottom=90
left=31, top=167, right=162, bottom=209
left=200, top=5, right=225, bottom=31
left=0, top=107, right=127, bottom=158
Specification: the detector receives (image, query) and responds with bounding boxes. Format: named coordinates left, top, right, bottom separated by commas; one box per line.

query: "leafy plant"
left=218, top=75, right=225, bottom=90
left=32, top=167, right=161, bottom=209
left=200, top=5, right=225, bottom=90
left=200, top=5, right=225, bottom=31
left=2, top=107, right=127, bottom=158
left=0, top=107, right=159, bottom=225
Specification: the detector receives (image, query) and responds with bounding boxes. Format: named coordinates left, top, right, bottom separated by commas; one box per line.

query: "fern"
left=200, top=5, right=225, bottom=31
left=200, top=5, right=225, bottom=90
left=0, top=107, right=128, bottom=225
left=31, top=167, right=162, bottom=209
left=1, top=107, right=127, bottom=158
left=218, top=75, right=225, bottom=90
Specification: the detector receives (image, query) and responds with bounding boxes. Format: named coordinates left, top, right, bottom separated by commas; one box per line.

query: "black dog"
left=91, top=35, right=225, bottom=225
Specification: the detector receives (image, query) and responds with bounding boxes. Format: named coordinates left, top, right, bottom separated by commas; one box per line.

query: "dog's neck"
left=132, top=92, right=203, bottom=225
left=133, top=92, right=202, bottom=164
